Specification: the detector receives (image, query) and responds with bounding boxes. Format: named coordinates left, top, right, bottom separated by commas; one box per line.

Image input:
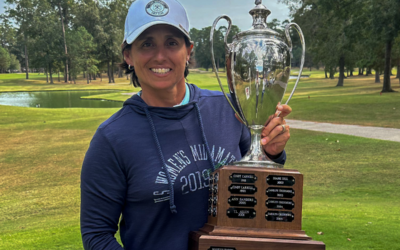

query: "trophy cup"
left=189, top=1, right=325, bottom=249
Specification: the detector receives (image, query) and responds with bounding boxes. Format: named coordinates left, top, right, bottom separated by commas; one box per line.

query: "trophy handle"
left=284, top=22, right=306, bottom=105
left=210, top=15, right=246, bottom=124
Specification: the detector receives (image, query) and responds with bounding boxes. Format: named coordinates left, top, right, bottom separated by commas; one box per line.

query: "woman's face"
left=124, top=25, right=192, bottom=93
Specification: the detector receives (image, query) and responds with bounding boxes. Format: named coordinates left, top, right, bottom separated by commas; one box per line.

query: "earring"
left=186, top=61, right=189, bottom=67
left=128, top=65, right=131, bottom=70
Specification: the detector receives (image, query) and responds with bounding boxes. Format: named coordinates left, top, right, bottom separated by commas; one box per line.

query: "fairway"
left=0, top=71, right=399, bottom=249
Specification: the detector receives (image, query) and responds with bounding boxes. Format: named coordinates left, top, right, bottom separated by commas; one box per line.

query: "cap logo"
left=146, top=0, right=169, bottom=17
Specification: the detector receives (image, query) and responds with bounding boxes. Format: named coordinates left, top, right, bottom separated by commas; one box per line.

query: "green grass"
left=285, top=69, right=400, bottom=128
left=0, top=73, right=136, bottom=93
left=0, top=70, right=399, bottom=249
left=286, top=129, right=400, bottom=249
left=0, top=73, right=49, bottom=80
left=0, top=106, right=117, bottom=249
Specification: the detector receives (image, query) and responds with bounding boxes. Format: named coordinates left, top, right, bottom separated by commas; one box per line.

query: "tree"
left=67, top=26, right=99, bottom=83
left=0, top=16, right=17, bottom=52
left=74, top=0, right=103, bottom=75
left=6, top=0, right=36, bottom=79
left=96, top=0, right=130, bottom=83
left=392, top=33, right=400, bottom=81
left=267, top=18, right=282, bottom=31
left=28, top=0, right=63, bottom=84
left=191, top=25, right=240, bottom=71
left=1, top=0, right=138, bottom=81
left=368, top=0, right=400, bottom=92
left=0, top=46, right=11, bottom=72
left=48, top=0, right=76, bottom=82
left=191, top=26, right=212, bottom=71
left=288, top=0, right=361, bottom=86
left=9, top=53, right=20, bottom=71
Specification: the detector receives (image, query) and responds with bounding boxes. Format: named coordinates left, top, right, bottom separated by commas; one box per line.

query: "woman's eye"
left=168, top=41, right=178, bottom=46
left=142, top=42, right=152, bottom=47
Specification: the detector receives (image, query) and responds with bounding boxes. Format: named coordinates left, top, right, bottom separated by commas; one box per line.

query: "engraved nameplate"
left=266, top=199, right=295, bottom=210
left=230, top=173, right=257, bottom=183
left=267, top=175, right=295, bottom=186
left=229, top=184, right=257, bottom=194
left=266, top=188, right=295, bottom=198
left=228, top=196, right=257, bottom=207
left=208, top=247, right=236, bottom=250
left=227, top=208, right=256, bottom=219
left=266, top=211, right=294, bottom=222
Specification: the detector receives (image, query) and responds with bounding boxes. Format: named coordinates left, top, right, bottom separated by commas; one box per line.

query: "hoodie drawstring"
left=144, top=104, right=215, bottom=214
left=194, top=103, right=215, bottom=172
left=144, top=108, right=177, bottom=214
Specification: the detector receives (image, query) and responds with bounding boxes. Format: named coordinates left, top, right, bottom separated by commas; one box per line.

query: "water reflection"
left=0, top=90, right=124, bottom=108
left=289, top=75, right=309, bottom=79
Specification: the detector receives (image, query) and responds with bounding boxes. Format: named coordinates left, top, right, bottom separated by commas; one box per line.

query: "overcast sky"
left=0, top=0, right=290, bottom=31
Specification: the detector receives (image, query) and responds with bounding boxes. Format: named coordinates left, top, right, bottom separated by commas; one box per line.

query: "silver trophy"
left=210, top=0, right=305, bottom=168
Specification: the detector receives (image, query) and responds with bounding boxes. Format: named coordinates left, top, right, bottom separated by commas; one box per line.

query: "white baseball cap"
left=123, top=0, right=191, bottom=46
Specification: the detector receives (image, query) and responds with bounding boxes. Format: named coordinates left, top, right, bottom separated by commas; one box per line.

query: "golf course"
left=0, top=70, right=399, bottom=249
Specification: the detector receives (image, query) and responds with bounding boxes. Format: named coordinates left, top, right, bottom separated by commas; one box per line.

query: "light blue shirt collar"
left=136, top=83, right=190, bottom=107
left=175, top=83, right=190, bottom=107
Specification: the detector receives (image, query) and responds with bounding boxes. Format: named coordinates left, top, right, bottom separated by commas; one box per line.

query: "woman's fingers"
left=262, top=125, right=291, bottom=155
left=258, top=104, right=292, bottom=156
left=276, top=104, right=292, bottom=118
left=261, top=123, right=289, bottom=146
left=261, top=117, right=284, bottom=138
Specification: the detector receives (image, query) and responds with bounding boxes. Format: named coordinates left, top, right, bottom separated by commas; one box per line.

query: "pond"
left=289, top=75, right=310, bottom=79
left=0, top=90, right=125, bottom=108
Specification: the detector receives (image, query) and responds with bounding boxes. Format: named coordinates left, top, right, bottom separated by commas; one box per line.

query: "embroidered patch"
left=146, top=0, right=169, bottom=17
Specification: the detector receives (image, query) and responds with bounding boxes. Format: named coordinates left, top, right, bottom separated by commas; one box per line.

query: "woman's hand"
left=261, top=104, right=292, bottom=157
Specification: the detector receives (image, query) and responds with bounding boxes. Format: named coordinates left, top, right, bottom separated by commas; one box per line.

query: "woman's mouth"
left=151, top=68, right=171, bottom=74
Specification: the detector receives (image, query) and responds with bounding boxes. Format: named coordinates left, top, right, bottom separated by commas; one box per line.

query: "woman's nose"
left=154, top=47, right=167, bottom=62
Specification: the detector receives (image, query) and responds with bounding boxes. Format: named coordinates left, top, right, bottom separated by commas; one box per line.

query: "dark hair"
left=119, top=36, right=194, bottom=87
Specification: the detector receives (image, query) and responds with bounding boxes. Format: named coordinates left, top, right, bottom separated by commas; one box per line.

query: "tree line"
left=190, top=18, right=289, bottom=72
left=1, top=0, right=399, bottom=92
left=279, top=0, right=400, bottom=92
left=0, top=0, right=241, bottom=84
left=0, top=0, right=131, bottom=83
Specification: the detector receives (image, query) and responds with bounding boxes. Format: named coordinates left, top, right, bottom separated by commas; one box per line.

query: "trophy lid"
left=250, top=0, right=271, bottom=30
left=233, top=0, right=284, bottom=41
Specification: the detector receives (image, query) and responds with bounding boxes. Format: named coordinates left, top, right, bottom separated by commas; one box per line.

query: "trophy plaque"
left=189, top=1, right=325, bottom=249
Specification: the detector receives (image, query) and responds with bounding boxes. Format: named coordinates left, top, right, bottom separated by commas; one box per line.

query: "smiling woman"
left=80, top=1, right=290, bottom=250
left=122, top=25, right=193, bottom=107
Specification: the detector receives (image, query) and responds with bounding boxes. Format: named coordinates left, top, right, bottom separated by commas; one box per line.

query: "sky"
left=184, top=0, right=290, bottom=31
left=0, top=0, right=4, bottom=15
left=0, top=0, right=290, bottom=31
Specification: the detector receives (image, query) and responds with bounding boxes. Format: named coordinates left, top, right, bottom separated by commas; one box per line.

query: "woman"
left=80, top=0, right=291, bottom=249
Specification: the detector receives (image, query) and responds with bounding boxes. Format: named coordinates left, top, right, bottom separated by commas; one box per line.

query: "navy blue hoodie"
left=80, top=84, right=286, bottom=250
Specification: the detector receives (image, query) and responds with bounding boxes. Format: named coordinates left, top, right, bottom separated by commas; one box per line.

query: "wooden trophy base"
left=188, top=166, right=325, bottom=250
left=198, top=223, right=311, bottom=240
left=189, top=231, right=325, bottom=250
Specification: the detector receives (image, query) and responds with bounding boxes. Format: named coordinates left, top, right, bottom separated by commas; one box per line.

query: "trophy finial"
left=250, top=0, right=271, bottom=29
